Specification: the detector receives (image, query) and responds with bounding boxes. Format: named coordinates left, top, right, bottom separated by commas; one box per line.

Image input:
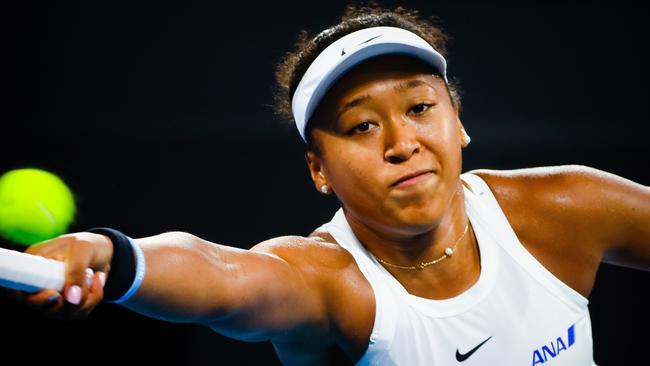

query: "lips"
left=390, top=169, right=435, bottom=187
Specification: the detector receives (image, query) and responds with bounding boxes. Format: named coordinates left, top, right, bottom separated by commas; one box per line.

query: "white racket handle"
left=0, top=247, right=92, bottom=293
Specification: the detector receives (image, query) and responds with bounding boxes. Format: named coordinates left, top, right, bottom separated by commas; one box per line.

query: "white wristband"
left=112, top=237, right=146, bottom=304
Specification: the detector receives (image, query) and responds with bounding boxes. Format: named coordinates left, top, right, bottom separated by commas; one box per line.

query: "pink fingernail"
left=98, top=272, right=106, bottom=287
left=66, top=285, right=81, bottom=305
left=86, top=272, right=94, bottom=287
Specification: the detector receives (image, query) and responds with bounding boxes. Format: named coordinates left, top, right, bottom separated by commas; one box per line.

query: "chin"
left=386, top=203, right=443, bottom=234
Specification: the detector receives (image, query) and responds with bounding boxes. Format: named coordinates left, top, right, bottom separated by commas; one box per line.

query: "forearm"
left=116, top=231, right=235, bottom=323
left=110, top=232, right=329, bottom=343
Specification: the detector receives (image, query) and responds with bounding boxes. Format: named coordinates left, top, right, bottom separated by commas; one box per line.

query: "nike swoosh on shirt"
left=455, top=336, right=492, bottom=362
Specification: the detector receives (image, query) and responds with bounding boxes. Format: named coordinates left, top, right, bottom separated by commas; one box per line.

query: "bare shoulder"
left=468, top=164, right=630, bottom=190
left=251, top=234, right=376, bottom=362
left=465, top=165, right=650, bottom=293
left=251, top=234, right=358, bottom=275
left=467, top=164, right=647, bottom=219
left=250, top=234, right=368, bottom=318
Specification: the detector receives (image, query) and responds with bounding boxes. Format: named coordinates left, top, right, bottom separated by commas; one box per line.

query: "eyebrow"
left=394, top=79, right=436, bottom=92
left=336, top=94, right=372, bottom=120
left=336, top=79, right=436, bottom=120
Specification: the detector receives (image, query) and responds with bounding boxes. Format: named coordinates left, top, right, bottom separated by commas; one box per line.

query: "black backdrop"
left=2, top=1, right=648, bottom=365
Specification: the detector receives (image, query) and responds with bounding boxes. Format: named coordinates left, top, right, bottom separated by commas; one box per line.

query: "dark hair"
left=272, top=1, right=462, bottom=153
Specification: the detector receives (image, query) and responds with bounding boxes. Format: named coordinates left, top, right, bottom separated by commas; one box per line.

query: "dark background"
left=2, top=1, right=648, bottom=365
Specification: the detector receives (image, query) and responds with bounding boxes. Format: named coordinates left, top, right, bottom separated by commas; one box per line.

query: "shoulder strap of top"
left=461, top=172, right=589, bottom=309
left=320, top=209, right=398, bottom=362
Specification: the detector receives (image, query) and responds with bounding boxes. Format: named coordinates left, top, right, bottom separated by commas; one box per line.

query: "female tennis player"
left=5, top=4, right=649, bottom=366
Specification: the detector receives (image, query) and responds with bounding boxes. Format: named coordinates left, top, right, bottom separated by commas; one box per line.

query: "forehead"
left=313, top=55, right=444, bottom=116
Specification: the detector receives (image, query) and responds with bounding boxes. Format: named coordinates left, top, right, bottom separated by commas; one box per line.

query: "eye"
left=350, top=121, right=376, bottom=134
left=410, top=103, right=433, bottom=115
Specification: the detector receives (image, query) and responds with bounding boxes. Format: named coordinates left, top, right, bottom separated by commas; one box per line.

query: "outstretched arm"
left=120, top=233, right=337, bottom=342
left=6, top=231, right=354, bottom=346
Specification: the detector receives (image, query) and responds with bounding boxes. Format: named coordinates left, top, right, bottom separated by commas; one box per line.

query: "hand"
left=4, top=232, right=114, bottom=320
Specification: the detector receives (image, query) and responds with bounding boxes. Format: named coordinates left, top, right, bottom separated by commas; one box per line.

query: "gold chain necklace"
left=374, top=224, right=469, bottom=270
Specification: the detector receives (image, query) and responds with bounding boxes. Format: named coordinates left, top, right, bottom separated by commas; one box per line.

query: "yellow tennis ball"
left=0, top=168, right=76, bottom=246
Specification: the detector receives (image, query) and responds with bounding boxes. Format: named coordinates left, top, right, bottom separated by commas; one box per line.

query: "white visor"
left=291, top=26, right=448, bottom=142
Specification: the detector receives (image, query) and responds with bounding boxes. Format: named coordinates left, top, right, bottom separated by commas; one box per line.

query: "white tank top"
left=317, top=173, right=596, bottom=366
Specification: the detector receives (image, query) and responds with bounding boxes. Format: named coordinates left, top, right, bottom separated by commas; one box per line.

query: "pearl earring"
left=320, top=185, right=329, bottom=194
left=462, top=130, right=471, bottom=145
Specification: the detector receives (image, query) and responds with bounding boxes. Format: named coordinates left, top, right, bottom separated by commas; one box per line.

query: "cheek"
left=329, top=152, right=373, bottom=186
left=324, top=146, right=383, bottom=198
left=419, top=117, right=459, bottom=151
left=418, top=116, right=463, bottom=175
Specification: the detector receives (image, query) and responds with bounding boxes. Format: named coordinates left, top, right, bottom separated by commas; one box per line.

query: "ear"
left=305, top=151, right=329, bottom=193
left=458, top=119, right=471, bottom=148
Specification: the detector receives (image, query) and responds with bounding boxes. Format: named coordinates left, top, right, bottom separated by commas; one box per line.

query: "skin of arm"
left=116, top=234, right=327, bottom=337
left=116, top=232, right=357, bottom=346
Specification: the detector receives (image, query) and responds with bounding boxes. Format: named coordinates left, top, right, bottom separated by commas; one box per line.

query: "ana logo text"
left=531, top=324, right=575, bottom=365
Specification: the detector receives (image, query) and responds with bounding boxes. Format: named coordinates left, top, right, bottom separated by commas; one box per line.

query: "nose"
left=383, top=117, right=421, bottom=164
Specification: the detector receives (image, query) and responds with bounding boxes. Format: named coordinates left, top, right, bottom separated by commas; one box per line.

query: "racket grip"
left=0, top=247, right=92, bottom=293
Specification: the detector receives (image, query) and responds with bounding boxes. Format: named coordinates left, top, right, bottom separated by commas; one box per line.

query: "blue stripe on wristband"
left=112, top=237, right=146, bottom=304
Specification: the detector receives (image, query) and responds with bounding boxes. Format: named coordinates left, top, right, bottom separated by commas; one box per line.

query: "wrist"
left=91, top=233, right=115, bottom=274
left=86, top=227, right=145, bottom=304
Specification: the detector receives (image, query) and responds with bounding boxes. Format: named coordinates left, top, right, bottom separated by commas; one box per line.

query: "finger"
left=62, top=269, right=95, bottom=306
left=80, top=271, right=105, bottom=310
left=62, top=245, right=95, bottom=306
left=25, top=289, right=63, bottom=305
left=6, top=288, right=62, bottom=310
left=73, top=271, right=106, bottom=320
